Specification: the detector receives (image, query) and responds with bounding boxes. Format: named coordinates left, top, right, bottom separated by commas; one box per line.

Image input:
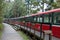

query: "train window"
left=54, top=12, right=60, bottom=24
left=44, top=14, right=49, bottom=23
left=37, top=17, right=40, bottom=22
left=34, top=18, right=36, bottom=22
left=39, top=17, right=42, bottom=22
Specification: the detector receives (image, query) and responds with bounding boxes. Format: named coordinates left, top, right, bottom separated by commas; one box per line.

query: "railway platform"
left=2, top=23, right=60, bottom=40
left=1, top=23, right=24, bottom=40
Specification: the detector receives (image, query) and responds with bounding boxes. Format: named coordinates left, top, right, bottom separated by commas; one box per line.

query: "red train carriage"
left=24, top=8, right=60, bottom=38
left=8, top=8, right=60, bottom=40
left=17, top=8, right=60, bottom=39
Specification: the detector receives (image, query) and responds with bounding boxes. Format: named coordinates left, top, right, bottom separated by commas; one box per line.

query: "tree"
left=52, top=0, right=60, bottom=8
left=45, top=0, right=60, bottom=10
left=26, top=0, right=40, bottom=14
left=11, top=0, right=27, bottom=17
left=3, top=1, right=14, bottom=18
left=0, top=0, right=5, bottom=23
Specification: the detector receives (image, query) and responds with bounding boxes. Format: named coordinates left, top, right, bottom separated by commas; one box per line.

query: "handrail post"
left=40, top=23, right=42, bottom=40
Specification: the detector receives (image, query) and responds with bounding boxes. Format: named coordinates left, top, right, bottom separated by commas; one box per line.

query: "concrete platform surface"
left=2, top=23, right=23, bottom=40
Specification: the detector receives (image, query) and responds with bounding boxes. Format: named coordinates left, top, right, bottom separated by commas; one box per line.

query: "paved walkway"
left=2, top=23, right=23, bottom=40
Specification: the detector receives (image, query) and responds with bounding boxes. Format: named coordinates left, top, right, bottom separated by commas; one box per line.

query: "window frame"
left=53, top=12, right=60, bottom=25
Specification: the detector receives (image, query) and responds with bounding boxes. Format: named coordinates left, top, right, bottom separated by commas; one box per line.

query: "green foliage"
left=31, top=8, right=40, bottom=14
left=0, top=23, right=3, bottom=31
left=32, top=10, right=37, bottom=14
left=3, top=1, right=14, bottom=18
left=29, top=0, right=40, bottom=13
left=0, top=31, right=2, bottom=38
left=0, top=17, right=3, bottom=23
left=0, top=0, right=5, bottom=23
left=56, top=0, right=60, bottom=8
left=32, top=1, right=39, bottom=6
left=0, top=23, right=3, bottom=39
left=18, top=31, right=29, bottom=40
left=46, top=0, right=60, bottom=10
left=4, top=0, right=60, bottom=18
left=10, top=0, right=27, bottom=17
left=51, top=2, right=60, bottom=9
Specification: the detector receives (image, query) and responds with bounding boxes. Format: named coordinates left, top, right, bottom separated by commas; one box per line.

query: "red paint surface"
left=28, top=23, right=60, bottom=38
left=52, top=26, right=60, bottom=38
left=18, top=22, right=60, bottom=38
left=27, top=22, right=32, bottom=27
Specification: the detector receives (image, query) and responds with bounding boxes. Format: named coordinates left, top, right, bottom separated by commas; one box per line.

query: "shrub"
left=0, top=23, right=3, bottom=31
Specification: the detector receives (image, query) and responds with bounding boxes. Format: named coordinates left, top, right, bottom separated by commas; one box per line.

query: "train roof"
left=31, top=8, right=60, bottom=16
